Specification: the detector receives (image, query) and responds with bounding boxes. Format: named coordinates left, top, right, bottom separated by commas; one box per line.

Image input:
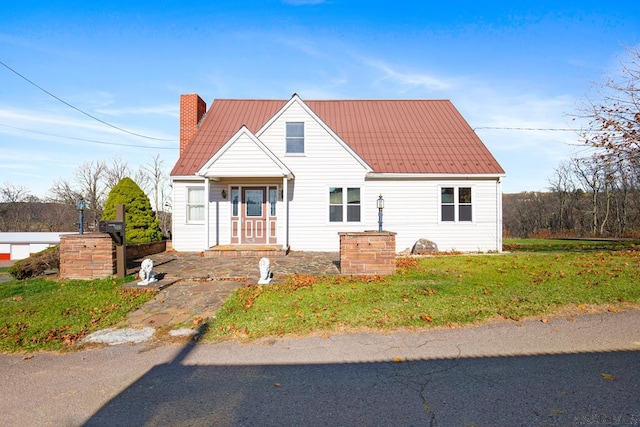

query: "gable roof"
left=170, top=97, right=505, bottom=177
left=196, top=125, right=293, bottom=178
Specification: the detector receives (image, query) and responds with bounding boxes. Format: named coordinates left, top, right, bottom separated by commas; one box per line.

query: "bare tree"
left=573, top=157, right=605, bottom=235
left=0, top=182, right=30, bottom=203
left=140, top=153, right=165, bottom=213
left=104, top=156, right=132, bottom=189
left=138, top=153, right=172, bottom=237
left=547, top=161, right=578, bottom=233
left=48, top=178, right=81, bottom=205
left=47, top=161, right=106, bottom=231
left=579, top=47, right=640, bottom=166
left=75, top=160, right=107, bottom=230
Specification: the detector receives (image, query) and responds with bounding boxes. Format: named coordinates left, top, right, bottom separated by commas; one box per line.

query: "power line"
left=0, top=122, right=176, bottom=150
left=0, top=59, right=175, bottom=142
left=474, top=126, right=584, bottom=132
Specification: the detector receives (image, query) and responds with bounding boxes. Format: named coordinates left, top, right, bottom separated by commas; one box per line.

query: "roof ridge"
left=210, top=98, right=452, bottom=102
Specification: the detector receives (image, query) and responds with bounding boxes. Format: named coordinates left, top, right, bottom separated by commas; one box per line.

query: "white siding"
left=10, top=245, right=30, bottom=260
left=258, top=101, right=370, bottom=251
left=202, top=133, right=286, bottom=177
left=171, top=179, right=208, bottom=251
left=364, top=178, right=502, bottom=252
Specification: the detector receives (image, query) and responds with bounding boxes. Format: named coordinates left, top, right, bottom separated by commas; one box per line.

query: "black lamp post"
left=76, top=198, right=86, bottom=234
left=377, top=194, right=384, bottom=232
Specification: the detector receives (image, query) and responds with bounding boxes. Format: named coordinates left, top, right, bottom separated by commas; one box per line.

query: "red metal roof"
left=170, top=98, right=505, bottom=176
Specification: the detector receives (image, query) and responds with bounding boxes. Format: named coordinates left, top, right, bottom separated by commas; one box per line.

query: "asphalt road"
left=1, top=310, right=640, bottom=426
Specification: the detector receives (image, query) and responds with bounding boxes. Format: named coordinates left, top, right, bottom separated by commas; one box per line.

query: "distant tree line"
left=505, top=47, right=640, bottom=239
left=503, top=158, right=640, bottom=238
left=0, top=154, right=172, bottom=237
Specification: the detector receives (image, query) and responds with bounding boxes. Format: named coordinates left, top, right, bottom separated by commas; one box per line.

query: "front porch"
left=205, top=244, right=289, bottom=257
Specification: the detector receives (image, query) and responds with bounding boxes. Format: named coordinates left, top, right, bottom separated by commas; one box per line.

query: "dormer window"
left=286, top=122, right=304, bottom=154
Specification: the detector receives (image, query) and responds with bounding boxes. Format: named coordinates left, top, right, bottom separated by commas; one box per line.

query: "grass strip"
left=0, top=276, right=155, bottom=353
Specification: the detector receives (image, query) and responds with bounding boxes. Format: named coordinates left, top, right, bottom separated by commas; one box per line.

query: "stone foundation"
left=339, top=231, right=397, bottom=275
left=59, top=233, right=115, bottom=279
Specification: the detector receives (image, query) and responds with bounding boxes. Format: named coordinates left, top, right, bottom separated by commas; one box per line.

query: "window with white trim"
left=441, top=187, right=472, bottom=222
left=286, top=122, right=304, bottom=154
left=186, top=187, right=205, bottom=222
left=329, top=187, right=361, bottom=222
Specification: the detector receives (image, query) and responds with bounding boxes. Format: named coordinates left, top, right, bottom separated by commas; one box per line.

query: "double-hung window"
left=286, top=122, right=304, bottom=154
left=329, top=187, right=361, bottom=222
left=441, top=187, right=472, bottom=222
left=186, top=187, right=205, bottom=223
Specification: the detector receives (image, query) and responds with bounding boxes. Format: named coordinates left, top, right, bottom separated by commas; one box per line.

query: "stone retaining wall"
left=59, top=233, right=115, bottom=279
left=339, top=231, right=396, bottom=275
left=126, top=240, right=167, bottom=260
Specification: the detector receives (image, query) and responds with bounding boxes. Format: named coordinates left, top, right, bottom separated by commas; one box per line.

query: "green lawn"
left=2, top=238, right=639, bottom=352
left=0, top=276, right=155, bottom=353
left=205, top=249, right=640, bottom=342
left=503, top=237, right=640, bottom=252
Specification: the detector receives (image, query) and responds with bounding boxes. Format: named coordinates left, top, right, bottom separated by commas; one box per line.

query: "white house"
left=170, top=94, right=505, bottom=253
left=0, top=232, right=74, bottom=261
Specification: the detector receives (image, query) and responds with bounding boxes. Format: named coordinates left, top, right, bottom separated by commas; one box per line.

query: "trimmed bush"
left=102, top=177, right=162, bottom=244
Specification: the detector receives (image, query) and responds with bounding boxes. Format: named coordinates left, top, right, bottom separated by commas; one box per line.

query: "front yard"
left=203, top=241, right=640, bottom=341
left=1, top=238, right=639, bottom=352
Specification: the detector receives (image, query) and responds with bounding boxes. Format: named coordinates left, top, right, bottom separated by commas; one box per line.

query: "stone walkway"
left=121, top=251, right=340, bottom=329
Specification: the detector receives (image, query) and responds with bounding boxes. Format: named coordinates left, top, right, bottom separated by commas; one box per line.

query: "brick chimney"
left=180, top=94, right=206, bottom=156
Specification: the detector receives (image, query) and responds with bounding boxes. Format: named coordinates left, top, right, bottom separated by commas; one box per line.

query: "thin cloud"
left=0, top=107, right=175, bottom=143
left=362, top=58, right=452, bottom=91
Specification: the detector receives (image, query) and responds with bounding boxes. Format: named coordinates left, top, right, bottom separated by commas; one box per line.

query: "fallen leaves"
left=600, top=373, right=616, bottom=381
left=395, top=257, right=418, bottom=271
left=419, top=314, right=434, bottom=323
left=237, top=284, right=264, bottom=312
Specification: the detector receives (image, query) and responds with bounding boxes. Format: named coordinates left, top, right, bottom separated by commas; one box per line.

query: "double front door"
left=230, top=186, right=277, bottom=244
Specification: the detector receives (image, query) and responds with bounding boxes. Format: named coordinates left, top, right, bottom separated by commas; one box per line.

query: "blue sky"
left=1, top=0, right=639, bottom=198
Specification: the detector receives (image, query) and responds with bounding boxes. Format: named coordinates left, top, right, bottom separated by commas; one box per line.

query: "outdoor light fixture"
left=76, top=198, right=86, bottom=235
left=377, top=194, right=384, bottom=232
left=221, top=189, right=227, bottom=199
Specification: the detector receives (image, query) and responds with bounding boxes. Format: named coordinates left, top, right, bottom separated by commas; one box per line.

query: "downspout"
left=205, top=178, right=210, bottom=251
left=283, top=174, right=289, bottom=249
left=496, top=178, right=503, bottom=252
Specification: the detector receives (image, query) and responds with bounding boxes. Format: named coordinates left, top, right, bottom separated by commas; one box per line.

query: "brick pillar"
left=180, top=94, right=206, bottom=156
left=339, top=231, right=397, bottom=275
left=59, top=234, right=115, bottom=279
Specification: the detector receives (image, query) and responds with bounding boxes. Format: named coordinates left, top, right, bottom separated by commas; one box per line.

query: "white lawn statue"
left=258, top=257, right=272, bottom=284
left=138, top=258, right=158, bottom=286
